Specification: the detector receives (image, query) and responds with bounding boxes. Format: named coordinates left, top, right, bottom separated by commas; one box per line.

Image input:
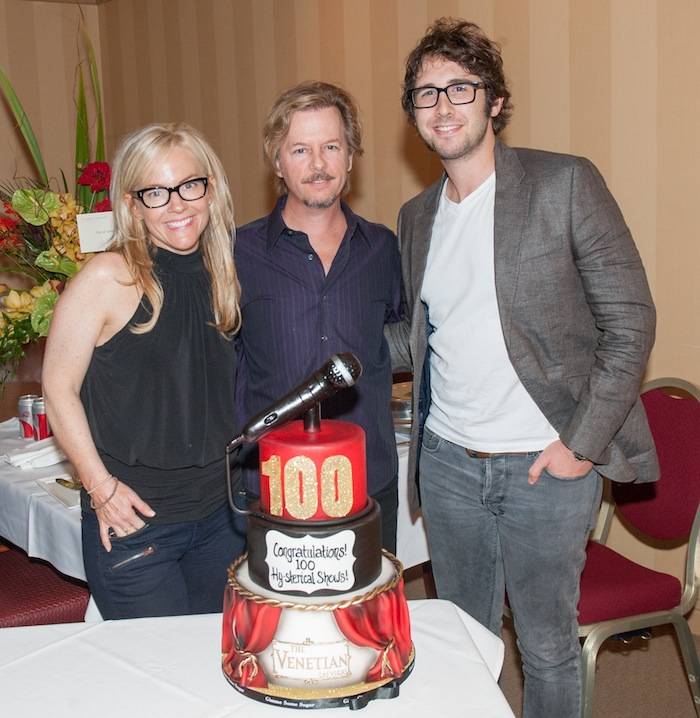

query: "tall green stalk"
left=74, top=65, right=90, bottom=208
left=0, top=66, right=49, bottom=186
left=0, top=9, right=105, bottom=197
left=79, top=15, right=105, bottom=162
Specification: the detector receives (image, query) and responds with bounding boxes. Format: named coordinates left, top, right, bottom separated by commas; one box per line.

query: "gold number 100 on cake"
left=261, top=454, right=353, bottom=519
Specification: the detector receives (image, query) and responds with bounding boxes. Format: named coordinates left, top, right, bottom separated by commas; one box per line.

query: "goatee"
left=303, top=195, right=339, bottom=210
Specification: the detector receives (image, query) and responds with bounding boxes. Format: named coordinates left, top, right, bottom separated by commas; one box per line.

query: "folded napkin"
left=395, top=427, right=411, bottom=445
left=2, top=436, right=67, bottom=469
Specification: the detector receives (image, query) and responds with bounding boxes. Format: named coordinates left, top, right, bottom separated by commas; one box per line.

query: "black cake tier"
left=246, top=499, right=382, bottom=597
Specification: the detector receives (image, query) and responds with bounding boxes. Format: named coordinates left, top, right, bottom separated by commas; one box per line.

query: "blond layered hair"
left=263, top=81, right=363, bottom=196
left=109, top=123, right=240, bottom=335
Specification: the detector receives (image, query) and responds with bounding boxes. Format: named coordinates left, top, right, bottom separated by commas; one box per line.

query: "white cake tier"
left=233, top=555, right=399, bottom=690
left=236, top=551, right=396, bottom=605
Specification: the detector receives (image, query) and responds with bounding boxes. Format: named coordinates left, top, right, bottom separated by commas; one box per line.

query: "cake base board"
left=223, top=651, right=414, bottom=710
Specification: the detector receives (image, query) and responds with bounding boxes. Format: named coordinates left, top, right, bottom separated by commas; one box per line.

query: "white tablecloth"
left=0, top=418, right=84, bottom=580
left=0, top=599, right=514, bottom=717
left=395, top=442, right=430, bottom=569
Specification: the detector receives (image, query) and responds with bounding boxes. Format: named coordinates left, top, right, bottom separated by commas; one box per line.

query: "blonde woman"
left=43, top=123, right=244, bottom=619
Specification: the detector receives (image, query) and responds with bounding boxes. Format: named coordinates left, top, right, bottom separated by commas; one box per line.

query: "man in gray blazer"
left=390, top=18, right=658, bottom=718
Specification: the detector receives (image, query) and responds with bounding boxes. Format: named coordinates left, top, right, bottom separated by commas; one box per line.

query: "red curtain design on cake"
left=222, top=589, right=282, bottom=688
left=334, top=578, right=413, bottom=683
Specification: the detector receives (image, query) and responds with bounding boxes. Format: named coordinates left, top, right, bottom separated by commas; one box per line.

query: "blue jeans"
left=419, top=426, right=601, bottom=718
left=82, top=503, right=246, bottom=619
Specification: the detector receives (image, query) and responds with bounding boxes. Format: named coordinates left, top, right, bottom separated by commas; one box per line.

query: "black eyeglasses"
left=133, top=177, right=209, bottom=209
left=409, top=81, right=487, bottom=109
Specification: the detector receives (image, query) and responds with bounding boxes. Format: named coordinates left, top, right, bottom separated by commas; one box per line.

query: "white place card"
left=265, top=530, right=357, bottom=594
left=36, top=475, right=80, bottom=509
left=77, top=211, right=115, bottom=253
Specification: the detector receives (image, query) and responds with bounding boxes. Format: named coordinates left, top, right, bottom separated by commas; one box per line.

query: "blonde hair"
left=263, top=81, right=363, bottom=196
left=109, top=122, right=240, bottom=335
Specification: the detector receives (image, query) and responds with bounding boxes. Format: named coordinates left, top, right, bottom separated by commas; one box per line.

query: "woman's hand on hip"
left=93, top=479, right=156, bottom=551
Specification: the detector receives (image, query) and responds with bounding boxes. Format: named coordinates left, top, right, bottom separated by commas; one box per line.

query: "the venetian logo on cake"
left=270, top=638, right=352, bottom=684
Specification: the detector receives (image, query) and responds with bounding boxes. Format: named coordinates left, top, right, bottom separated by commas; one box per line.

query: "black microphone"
left=227, top=353, right=362, bottom=450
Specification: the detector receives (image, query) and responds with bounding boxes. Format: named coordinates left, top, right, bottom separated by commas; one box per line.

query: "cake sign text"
left=270, top=639, right=351, bottom=683
left=266, top=530, right=356, bottom=593
left=261, top=454, right=353, bottom=519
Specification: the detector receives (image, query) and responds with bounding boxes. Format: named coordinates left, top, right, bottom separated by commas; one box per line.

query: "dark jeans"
left=373, top=478, right=398, bottom=554
left=82, top=503, right=246, bottom=619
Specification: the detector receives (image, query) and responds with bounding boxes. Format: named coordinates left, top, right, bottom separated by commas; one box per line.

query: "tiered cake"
left=222, top=419, right=414, bottom=709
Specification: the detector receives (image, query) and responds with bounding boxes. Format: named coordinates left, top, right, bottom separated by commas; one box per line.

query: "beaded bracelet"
left=86, top=473, right=115, bottom=495
left=90, top=476, right=119, bottom=511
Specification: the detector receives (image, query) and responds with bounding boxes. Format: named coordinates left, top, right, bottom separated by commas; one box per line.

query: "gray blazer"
left=389, top=141, right=659, bottom=513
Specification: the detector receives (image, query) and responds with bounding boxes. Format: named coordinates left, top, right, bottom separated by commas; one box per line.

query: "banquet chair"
left=578, top=377, right=700, bottom=718
left=0, top=545, right=89, bottom=627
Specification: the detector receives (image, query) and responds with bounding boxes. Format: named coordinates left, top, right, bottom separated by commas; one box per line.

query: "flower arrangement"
left=0, top=15, right=107, bottom=389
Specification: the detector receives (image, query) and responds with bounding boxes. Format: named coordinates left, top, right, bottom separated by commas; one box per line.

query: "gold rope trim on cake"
left=237, top=652, right=259, bottom=680
left=230, top=616, right=260, bottom=680
left=380, top=638, right=396, bottom=677
left=226, top=550, right=404, bottom=612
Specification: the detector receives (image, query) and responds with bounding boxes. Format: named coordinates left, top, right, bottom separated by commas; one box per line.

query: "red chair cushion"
left=0, top=549, right=89, bottom=628
left=615, top=388, right=700, bottom=541
left=578, top=541, right=682, bottom=625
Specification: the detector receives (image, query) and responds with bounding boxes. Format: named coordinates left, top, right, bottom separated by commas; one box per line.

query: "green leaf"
left=35, top=249, right=78, bottom=278
left=75, top=65, right=91, bottom=208
left=80, top=16, right=105, bottom=162
left=11, top=188, right=60, bottom=226
left=59, top=168, right=69, bottom=193
left=0, top=316, right=32, bottom=378
left=0, top=65, right=50, bottom=186
left=75, top=66, right=89, bottom=165
left=31, top=290, right=58, bottom=337
left=0, top=265, right=44, bottom=282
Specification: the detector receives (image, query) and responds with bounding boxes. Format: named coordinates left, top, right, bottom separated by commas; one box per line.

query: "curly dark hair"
left=402, top=18, right=512, bottom=134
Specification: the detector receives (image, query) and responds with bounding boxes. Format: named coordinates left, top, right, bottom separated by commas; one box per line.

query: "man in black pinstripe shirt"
left=234, top=81, right=403, bottom=551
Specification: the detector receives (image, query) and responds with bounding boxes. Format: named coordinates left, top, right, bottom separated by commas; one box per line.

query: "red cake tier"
left=258, top=419, right=367, bottom=521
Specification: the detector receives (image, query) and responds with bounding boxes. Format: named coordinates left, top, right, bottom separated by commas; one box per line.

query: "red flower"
left=0, top=217, right=21, bottom=250
left=78, top=162, right=111, bottom=193
left=2, top=201, right=19, bottom=219
left=0, top=234, right=22, bottom=250
left=93, top=198, right=112, bottom=212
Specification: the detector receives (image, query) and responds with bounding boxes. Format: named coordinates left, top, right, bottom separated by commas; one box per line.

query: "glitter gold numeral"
left=320, top=455, right=353, bottom=517
left=284, top=456, right=318, bottom=519
left=261, top=455, right=282, bottom=516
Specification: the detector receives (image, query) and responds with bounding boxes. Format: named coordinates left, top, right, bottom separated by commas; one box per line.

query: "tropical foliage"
left=0, top=14, right=108, bottom=388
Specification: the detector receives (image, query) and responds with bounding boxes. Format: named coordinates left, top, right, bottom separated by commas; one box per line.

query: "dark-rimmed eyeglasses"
left=133, top=177, right=209, bottom=209
left=409, top=81, right=487, bottom=109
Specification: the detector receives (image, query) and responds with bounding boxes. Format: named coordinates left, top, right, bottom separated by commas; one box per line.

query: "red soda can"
left=32, top=397, right=52, bottom=441
left=18, top=394, right=38, bottom=439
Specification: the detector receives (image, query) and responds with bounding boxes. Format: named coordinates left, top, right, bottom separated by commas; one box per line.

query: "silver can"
left=31, top=397, right=52, bottom=441
left=18, top=394, right=38, bottom=439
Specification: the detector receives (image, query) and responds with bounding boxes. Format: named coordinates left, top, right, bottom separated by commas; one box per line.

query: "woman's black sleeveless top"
left=80, top=247, right=237, bottom=523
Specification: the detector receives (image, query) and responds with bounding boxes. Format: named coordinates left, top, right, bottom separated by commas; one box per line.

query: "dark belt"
left=465, top=448, right=535, bottom=459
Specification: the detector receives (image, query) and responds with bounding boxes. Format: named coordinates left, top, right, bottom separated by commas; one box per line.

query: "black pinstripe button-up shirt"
left=235, top=196, right=403, bottom=495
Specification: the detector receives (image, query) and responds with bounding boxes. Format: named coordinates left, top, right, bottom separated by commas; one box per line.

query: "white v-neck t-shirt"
left=420, top=174, right=557, bottom=452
